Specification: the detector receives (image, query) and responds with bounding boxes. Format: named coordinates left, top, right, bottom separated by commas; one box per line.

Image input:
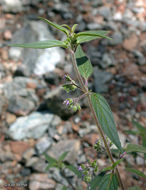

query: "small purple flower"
left=120, top=151, right=127, bottom=159
left=63, top=99, right=70, bottom=106
left=63, top=74, right=68, bottom=80
left=78, top=166, right=83, bottom=171
left=95, top=139, right=99, bottom=144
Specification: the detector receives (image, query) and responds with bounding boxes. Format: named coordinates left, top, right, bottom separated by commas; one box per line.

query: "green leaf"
left=45, top=163, right=55, bottom=171
left=8, top=40, right=66, bottom=49
left=128, top=186, right=142, bottom=190
left=75, top=45, right=93, bottom=79
left=65, top=164, right=82, bottom=178
left=126, top=143, right=146, bottom=154
left=38, top=17, right=69, bottom=35
left=61, top=186, right=67, bottom=190
left=91, top=93, right=123, bottom=152
left=71, top=24, right=78, bottom=33
left=58, top=151, right=69, bottom=161
left=126, top=168, right=146, bottom=179
left=88, top=174, right=103, bottom=190
left=44, top=154, right=57, bottom=164
left=62, top=84, right=77, bottom=93
left=98, top=173, right=118, bottom=190
left=76, top=30, right=111, bottom=44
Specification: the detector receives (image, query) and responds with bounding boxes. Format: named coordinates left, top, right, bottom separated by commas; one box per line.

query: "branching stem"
left=69, top=48, right=125, bottom=190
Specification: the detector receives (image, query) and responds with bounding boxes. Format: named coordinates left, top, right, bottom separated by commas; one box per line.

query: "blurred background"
left=0, top=0, right=146, bottom=189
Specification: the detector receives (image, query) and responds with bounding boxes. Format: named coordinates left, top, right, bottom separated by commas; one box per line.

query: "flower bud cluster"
left=78, top=160, right=98, bottom=185
left=63, top=98, right=81, bottom=112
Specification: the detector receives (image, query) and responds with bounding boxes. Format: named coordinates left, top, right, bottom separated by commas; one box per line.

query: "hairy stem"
left=69, top=49, right=125, bottom=190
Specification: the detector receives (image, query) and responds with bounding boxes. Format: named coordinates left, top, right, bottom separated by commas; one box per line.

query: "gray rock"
left=2, top=0, right=24, bottom=13
left=3, top=77, right=39, bottom=115
left=109, top=32, right=123, bottom=45
left=9, top=21, right=65, bottom=76
left=36, top=136, right=52, bottom=155
left=29, top=173, right=56, bottom=190
left=47, top=140, right=80, bottom=164
left=136, top=156, right=144, bottom=165
left=8, top=112, right=54, bottom=140
left=50, top=115, right=62, bottom=128
left=7, top=96, right=35, bottom=116
left=99, top=6, right=112, bottom=20
left=0, top=94, right=7, bottom=115
left=0, top=64, right=6, bottom=79
left=23, top=148, right=35, bottom=161
left=87, top=23, right=102, bottom=30
left=50, top=168, right=69, bottom=186
left=133, top=50, right=146, bottom=65
left=102, top=53, right=116, bottom=68
left=31, top=158, right=47, bottom=172
left=93, top=67, right=113, bottom=93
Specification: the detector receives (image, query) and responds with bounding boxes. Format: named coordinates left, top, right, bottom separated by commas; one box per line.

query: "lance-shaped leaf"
left=58, top=151, right=69, bottom=162
left=126, top=168, right=146, bottom=179
left=91, top=93, right=123, bottom=152
left=75, top=45, right=93, bottom=79
left=88, top=173, right=118, bottom=190
left=77, top=30, right=111, bottom=44
left=125, top=143, right=146, bottom=154
left=38, top=17, right=69, bottom=35
left=8, top=40, right=66, bottom=49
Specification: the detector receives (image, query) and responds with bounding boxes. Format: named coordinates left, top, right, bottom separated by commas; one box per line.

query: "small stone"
left=36, top=136, right=52, bottom=155
left=50, top=115, right=62, bottom=128
left=109, top=32, right=123, bottom=45
left=23, top=148, right=35, bottom=161
left=123, top=34, right=138, bottom=51
left=47, top=140, right=80, bottom=164
left=123, top=63, right=141, bottom=78
left=93, top=67, right=113, bottom=93
left=3, top=30, right=12, bottom=40
left=29, top=174, right=56, bottom=190
left=21, top=168, right=31, bottom=176
left=10, top=141, right=30, bottom=156
left=83, top=133, right=99, bottom=146
left=9, top=47, right=22, bottom=61
left=87, top=23, right=101, bottom=30
left=99, top=6, right=112, bottom=20
left=136, top=156, right=144, bottom=165
left=7, top=96, right=35, bottom=116
left=31, top=158, right=47, bottom=172
left=9, top=112, right=54, bottom=140
left=133, top=50, right=146, bottom=65
left=6, top=113, right=16, bottom=124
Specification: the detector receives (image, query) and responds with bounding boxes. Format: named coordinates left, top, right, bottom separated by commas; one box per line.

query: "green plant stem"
left=69, top=49, right=125, bottom=190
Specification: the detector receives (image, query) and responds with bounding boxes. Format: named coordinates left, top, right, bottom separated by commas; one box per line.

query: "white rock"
left=9, top=112, right=54, bottom=140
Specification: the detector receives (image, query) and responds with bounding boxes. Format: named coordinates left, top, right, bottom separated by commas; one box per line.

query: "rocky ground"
left=0, top=0, right=146, bottom=189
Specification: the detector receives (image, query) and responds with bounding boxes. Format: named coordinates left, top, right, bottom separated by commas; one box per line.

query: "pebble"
left=47, top=140, right=80, bottom=164
left=29, top=174, right=56, bottom=190
left=8, top=112, right=54, bottom=140
left=123, top=33, right=138, bottom=51
left=36, top=136, right=52, bottom=155
left=3, top=30, right=12, bottom=40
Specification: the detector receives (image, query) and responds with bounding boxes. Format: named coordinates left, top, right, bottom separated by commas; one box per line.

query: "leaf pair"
left=88, top=173, right=118, bottom=190
left=8, top=17, right=111, bottom=49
